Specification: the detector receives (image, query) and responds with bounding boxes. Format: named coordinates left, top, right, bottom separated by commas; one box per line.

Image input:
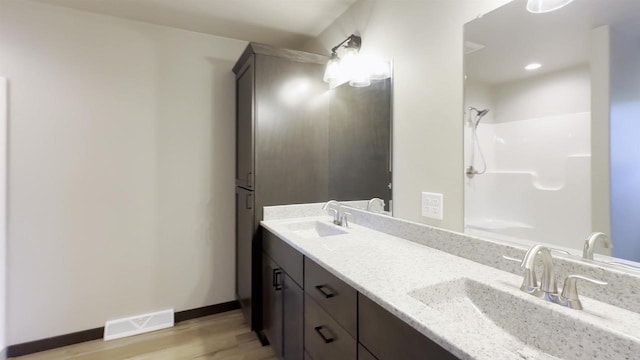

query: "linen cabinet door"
left=236, top=57, right=254, bottom=189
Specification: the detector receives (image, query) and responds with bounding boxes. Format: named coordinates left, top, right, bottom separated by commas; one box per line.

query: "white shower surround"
left=465, top=112, right=591, bottom=250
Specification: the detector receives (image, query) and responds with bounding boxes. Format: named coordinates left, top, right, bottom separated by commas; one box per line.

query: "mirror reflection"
left=463, top=0, right=640, bottom=264
left=330, top=77, right=392, bottom=215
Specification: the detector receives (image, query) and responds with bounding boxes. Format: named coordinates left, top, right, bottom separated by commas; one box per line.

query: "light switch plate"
left=421, top=192, right=443, bottom=220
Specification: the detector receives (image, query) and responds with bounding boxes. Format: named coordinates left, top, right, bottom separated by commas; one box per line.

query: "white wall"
left=0, top=0, right=246, bottom=344
left=0, top=77, right=7, bottom=358
left=491, top=65, right=590, bottom=123
left=306, top=0, right=511, bottom=230
left=610, top=27, right=640, bottom=261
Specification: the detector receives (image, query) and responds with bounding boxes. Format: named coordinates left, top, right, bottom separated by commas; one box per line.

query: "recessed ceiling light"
left=525, top=63, right=542, bottom=71
left=527, top=0, right=574, bottom=14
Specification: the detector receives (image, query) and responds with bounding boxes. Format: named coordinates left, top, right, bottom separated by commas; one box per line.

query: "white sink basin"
left=409, top=278, right=640, bottom=360
left=282, top=220, right=347, bottom=239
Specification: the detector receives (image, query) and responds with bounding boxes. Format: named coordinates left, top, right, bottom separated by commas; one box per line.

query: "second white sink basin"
left=283, top=220, right=347, bottom=239
left=409, top=278, right=640, bottom=360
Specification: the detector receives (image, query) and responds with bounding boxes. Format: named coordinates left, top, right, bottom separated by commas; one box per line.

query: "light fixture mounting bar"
left=331, top=34, right=362, bottom=54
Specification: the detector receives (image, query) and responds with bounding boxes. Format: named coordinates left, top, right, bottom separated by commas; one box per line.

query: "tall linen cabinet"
left=233, top=43, right=329, bottom=332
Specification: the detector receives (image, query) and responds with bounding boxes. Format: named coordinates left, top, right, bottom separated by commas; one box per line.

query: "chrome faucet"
left=520, top=245, right=557, bottom=298
left=505, top=244, right=607, bottom=310
left=366, top=198, right=385, bottom=212
left=322, top=200, right=342, bottom=225
left=583, top=232, right=612, bottom=260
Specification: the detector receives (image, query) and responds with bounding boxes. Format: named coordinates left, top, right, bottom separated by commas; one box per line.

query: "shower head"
left=469, top=107, right=490, bottom=118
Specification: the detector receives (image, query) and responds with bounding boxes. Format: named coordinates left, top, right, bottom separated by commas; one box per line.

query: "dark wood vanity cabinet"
left=262, top=231, right=304, bottom=359
left=359, top=295, right=458, bottom=360
left=262, top=254, right=283, bottom=356
left=304, top=257, right=357, bottom=337
left=304, top=257, right=358, bottom=360
left=305, top=292, right=357, bottom=360
left=358, top=344, right=378, bottom=360
left=261, top=228, right=458, bottom=360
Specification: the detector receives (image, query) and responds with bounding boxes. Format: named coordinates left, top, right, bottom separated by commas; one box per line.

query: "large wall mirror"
left=331, top=72, right=393, bottom=213
left=463, top=0, right=640, bottom=264
left=328, top=61, right=393, bottom=215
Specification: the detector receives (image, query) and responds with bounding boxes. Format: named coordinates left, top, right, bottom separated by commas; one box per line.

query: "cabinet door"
left=236, top=187, right=254, bottom=324
left=262, top=253, right=283, bottom=357
left=236, top=57, right=254, bottom=189
left=358, top=295, right=458, bottom=360
left=254, top=54, right=329, bottom=205
left=282, top=272, right=303, bottom=360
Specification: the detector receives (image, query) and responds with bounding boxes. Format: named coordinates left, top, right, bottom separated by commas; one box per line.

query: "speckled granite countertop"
left=261, top=216, right=640, bottom=360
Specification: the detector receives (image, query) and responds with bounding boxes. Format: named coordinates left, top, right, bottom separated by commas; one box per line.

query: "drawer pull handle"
left=315, top=285, right=335, bottom=299
left=314, top=326, right=335, bottom=344
left=273, top=269, right=282, bottom=291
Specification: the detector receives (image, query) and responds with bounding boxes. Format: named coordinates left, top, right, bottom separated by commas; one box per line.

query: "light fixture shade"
left=349, top=54, right=371, bottom=87
left=526, top=0, right=574, bottom=13
left=340, top=47, right=359, bottom=76
left=349, top=70, right=371, bottom=87
left=323, top=54, right=340, bottom=83
left=349, top=78, right=371, bottom=88
left=369, top=59, right=391, bottom=80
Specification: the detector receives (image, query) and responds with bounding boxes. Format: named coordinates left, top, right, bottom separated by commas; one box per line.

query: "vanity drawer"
left=262, top=228, right=303, bottom=287
left=358, top=295, right=458, bottom=360
left=305, top=294, right=357, bottom=360
left=304, top=257, right=357, bottom=337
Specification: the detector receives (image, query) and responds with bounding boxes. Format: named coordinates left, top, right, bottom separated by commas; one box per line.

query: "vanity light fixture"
left=323, top=52, right=340, bottom=83
left=323, top=34, right=391, bottom=88
left=525, top=62, right=542, bottom=70
left=526, top=0, right=574, bottom=13
left=323, top=34, right=362, bottom=84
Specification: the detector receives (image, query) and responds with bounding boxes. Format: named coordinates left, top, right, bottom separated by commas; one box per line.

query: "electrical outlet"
left=421, top=192, right=443, bottom=220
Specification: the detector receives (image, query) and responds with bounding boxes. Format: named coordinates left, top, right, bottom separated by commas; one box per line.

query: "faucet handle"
left=341, top=212, right=354, bottom=228
left=560, top=275, right=607, bottom=310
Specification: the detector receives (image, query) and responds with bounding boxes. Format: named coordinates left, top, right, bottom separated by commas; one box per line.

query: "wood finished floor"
left=10, top=310, right=276, bottom=360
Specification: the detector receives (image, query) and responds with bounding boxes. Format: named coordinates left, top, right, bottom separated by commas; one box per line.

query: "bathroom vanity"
left=261, top=224, right=456, bottom=360
left=259, top=203, right=640, bottom=360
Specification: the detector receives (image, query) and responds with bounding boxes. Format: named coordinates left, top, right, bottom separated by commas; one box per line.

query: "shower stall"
left=463, top=66, right=592, bottom=250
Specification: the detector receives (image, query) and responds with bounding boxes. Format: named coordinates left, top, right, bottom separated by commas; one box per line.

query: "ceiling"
left=34, top=0, right=357, bottom=49
left=465, top=0, right=640, bottom=85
